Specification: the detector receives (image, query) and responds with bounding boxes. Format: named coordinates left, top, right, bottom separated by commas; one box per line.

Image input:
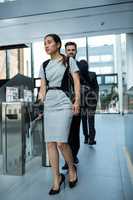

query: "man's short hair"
left=65, top=42, right=77, bottom=50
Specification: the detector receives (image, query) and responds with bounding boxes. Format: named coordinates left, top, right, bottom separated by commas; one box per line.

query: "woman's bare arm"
left=38, top=79, right=47, bottom=102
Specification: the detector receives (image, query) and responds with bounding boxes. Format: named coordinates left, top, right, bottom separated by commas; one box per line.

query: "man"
left=79, top=60, right=99, bottom=145
left=62, top=42, right=81, bottom=170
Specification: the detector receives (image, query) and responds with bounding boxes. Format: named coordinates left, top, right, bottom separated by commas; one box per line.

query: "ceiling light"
left=0, top=0, right=16, bottom=3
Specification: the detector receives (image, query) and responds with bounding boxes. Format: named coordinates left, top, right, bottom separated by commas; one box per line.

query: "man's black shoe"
left=74, top=157, right=79, bottom=164
left=62, top=163, right=68, bottom=170
left=88, top=140, right=96, bottom=145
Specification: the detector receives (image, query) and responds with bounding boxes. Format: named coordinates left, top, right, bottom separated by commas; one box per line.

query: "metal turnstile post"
left=2, top=102, right=27, bottom=175
left=0, top=103, right=2, bottom=154
left=41, top=118, right=50, bottom=167
left=30, top=116, right=50, bottom=167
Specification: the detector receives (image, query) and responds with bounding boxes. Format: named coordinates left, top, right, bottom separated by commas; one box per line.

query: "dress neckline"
left=50, top=58, right=62, bottom=63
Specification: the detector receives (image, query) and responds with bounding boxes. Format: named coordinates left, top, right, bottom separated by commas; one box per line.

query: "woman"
left=38, top=34, right=80, bottom=195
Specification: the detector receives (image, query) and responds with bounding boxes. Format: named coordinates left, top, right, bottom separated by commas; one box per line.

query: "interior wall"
left=0, top=1, right=133, bottom=44
left=126, top=33, right=133, bottom=90
left=0, top=0, right=131, bottom=19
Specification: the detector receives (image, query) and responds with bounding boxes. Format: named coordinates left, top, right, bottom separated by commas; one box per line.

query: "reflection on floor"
left=0, top=114, right=133, bottom=200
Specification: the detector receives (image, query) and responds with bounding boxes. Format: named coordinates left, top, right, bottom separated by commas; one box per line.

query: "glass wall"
left=31, top=33, right=129, bottom=113
left=87, top=35, right=120, bottom=113
left=0, top=47, right=31, bottom=80
left=7, top=49, right=19, bottom=78
left=32, top=41, right=50, bottom=100
left=0, top=50, right=6, bottom=79
left=88, top=35, right=115, bottom=74
left=7, top=48, right=31, bottom=79
left=0, top=33, right=130, bottom=113
left=22, top=47, right=31, bottom=77
left=0, top=34, right=126, bottom=113
left=33, top=41, right=49, bottom=78
left=96, top=74, right=119, bottom=113
left=122, top=33, right=133, bottom=113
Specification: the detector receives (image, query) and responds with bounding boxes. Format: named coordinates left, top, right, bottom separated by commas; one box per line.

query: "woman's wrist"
left=74, top=96, right=80, bottom=104
left=38, top=96, right=44, bottom=103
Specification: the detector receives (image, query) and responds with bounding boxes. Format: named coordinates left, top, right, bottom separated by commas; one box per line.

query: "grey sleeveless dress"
left=39, top=57, right=79, bottom=142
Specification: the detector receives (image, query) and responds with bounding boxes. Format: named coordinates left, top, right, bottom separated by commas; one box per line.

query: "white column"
left=126, top=33, right=133, bottom=90
left=114, top=35, right=123, bottom=114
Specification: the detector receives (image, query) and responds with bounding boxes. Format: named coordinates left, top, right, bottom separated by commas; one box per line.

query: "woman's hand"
left=72, top=101, right=80, bottom=115
left=37, top=113, right=43, bottom=120
left=36, top=98, right=43, bottom=104
left=38, top=79, right=46, bottom=103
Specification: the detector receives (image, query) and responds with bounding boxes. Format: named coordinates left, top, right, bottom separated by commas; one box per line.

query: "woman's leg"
left=57, top=142, right=77, bottom=182
left=47, top=142, right=61, bottom=189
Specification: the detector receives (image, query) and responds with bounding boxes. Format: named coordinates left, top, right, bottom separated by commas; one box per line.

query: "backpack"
left=42, top=57, right=75, bottom=103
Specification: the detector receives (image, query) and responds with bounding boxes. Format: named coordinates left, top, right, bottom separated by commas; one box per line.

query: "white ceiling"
left=0, top=0, right=133, bottom=45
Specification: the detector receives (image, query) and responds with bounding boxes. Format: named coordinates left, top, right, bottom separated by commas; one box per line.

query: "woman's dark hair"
left=44, top=33, right=67, bottom=65
left=44, top=33, right=62, bottom=51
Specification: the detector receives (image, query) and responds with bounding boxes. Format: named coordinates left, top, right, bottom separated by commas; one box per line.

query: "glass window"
left=88, top=35, right=114, bottom=75
left=89, top=56, right=100, bottom=63
left=88, top=35, right=115, bottom=47
left=7, top=49, right=18, bottom=78
left=23, top=47, right=31, bottom=77
left=6, top=47, right=31, bottom=79
left=0, top=50, right=6, bottom=79
left=90, top=66, right=113, bottom=74
left=89, top=55, right=113, bottom=63
left=100, top=55, right=113, bottom=62
left=97, top=76, right=102, bottom=85
left=33, top=41, right=50, bottom=78
left=105, top=76, right=117, bottom=84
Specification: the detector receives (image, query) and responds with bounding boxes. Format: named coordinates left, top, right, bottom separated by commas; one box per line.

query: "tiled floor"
left=0, top=114, right=133, bottom=200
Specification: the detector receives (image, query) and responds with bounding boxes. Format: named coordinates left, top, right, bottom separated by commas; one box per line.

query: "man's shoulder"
left=88, top=71, right=96, bottom=78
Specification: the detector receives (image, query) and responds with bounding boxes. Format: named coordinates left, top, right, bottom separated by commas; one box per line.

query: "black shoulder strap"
left=66, top=57, right=70, bottom=69
left=42, top=59, right=50, bottom=86
left=76, top=61, right=80, bottom=69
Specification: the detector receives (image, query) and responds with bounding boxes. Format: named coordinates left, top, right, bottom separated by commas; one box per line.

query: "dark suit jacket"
left=86, top=71, right=99, bottom=97
left=80, top=71, right=99, bottom=111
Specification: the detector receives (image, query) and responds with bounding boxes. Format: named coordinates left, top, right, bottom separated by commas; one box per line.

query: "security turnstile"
left=2, top=102, right=27, bottom=175
left=0, top=103, right=2, bottom=154
left=31, top=116, right=50, bottom=167
left=42, top=142, right=50, bottom=167
left=41, top=120, right=50, bottom=167
left=31, top=118, right=42, bottom=157
left=2, top=102, right=50, bottom=176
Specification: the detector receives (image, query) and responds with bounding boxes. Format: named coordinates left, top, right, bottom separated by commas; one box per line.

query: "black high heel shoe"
left=69, top=165, right=78, bottom=188
left=49, top=173, right=65, bottom=195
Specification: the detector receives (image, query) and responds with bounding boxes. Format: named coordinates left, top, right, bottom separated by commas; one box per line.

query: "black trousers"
left=68, top=114, right=81, bottom=160
left=81, top=110, right=96, bottom=141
